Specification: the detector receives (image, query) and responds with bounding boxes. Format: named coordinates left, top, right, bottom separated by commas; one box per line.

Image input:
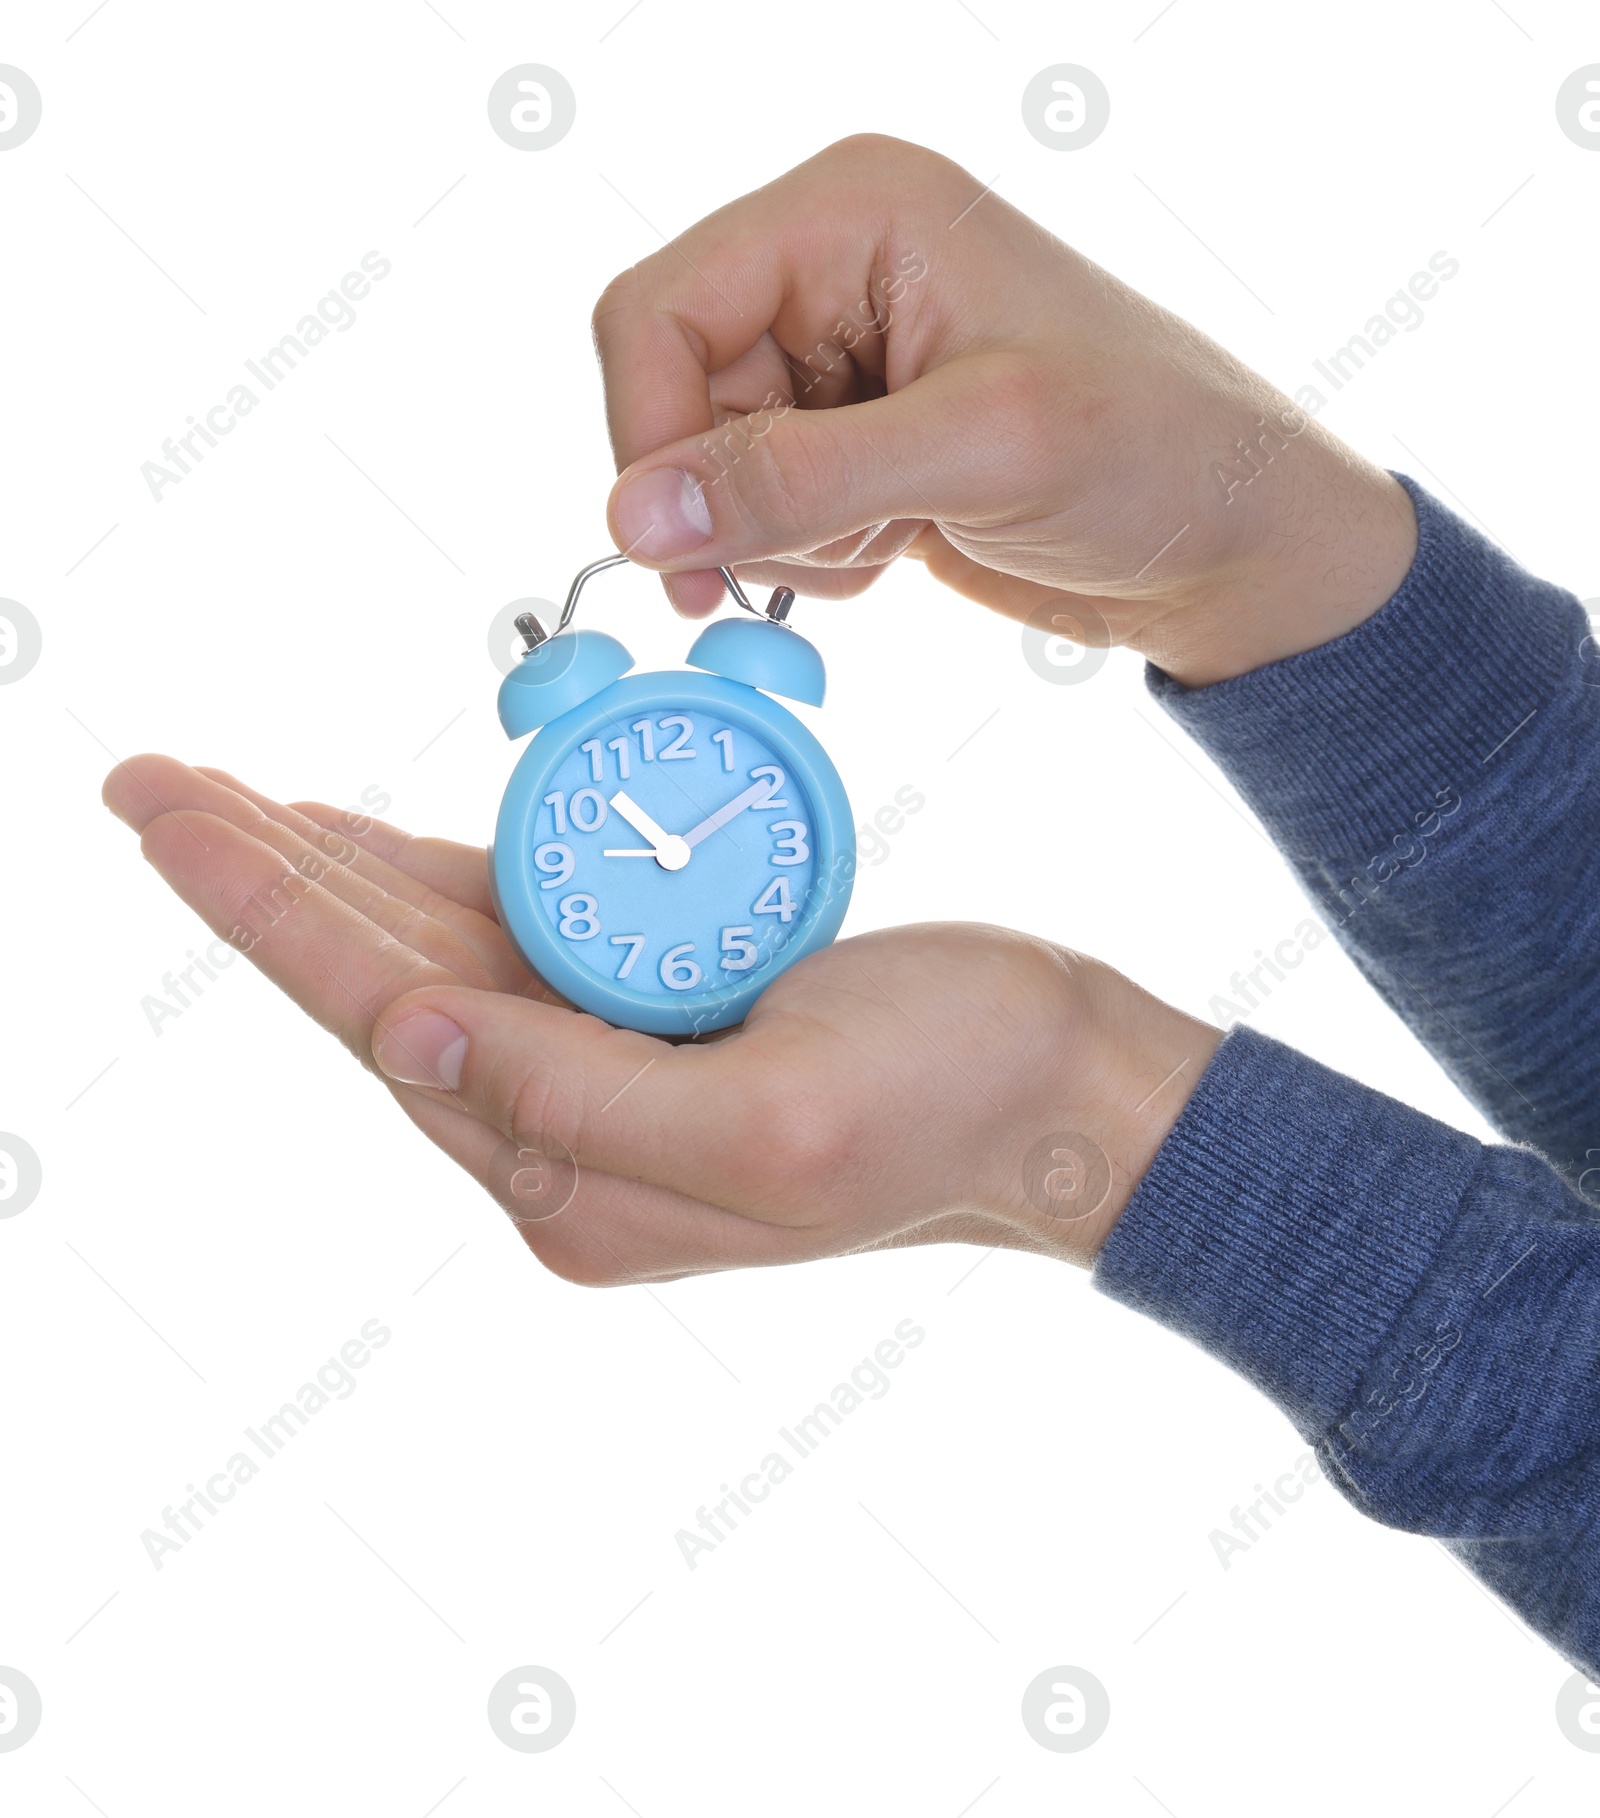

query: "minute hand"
left=680, top=780, right=774, bottom=851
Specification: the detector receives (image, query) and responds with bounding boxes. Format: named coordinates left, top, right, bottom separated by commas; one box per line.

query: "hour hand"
left=608, top=791, right=690, bottom=871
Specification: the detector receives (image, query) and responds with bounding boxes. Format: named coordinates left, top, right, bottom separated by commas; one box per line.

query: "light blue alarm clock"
left=489, top=556, right=855, bottom=1036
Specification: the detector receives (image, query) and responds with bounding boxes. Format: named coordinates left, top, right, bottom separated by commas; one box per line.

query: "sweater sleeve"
left=1148, top=475, right=1600, bottom=1193
left=1094, top=1026, right=1600, bottom=1677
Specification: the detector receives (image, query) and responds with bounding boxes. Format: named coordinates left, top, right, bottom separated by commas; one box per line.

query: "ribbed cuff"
left=1147, top=474, right=1587, bottom=860
left=1093, top=1026, right=1485, bottom=1437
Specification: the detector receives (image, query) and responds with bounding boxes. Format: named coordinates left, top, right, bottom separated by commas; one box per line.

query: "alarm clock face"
left=493, top=673, right=853, bottom=1035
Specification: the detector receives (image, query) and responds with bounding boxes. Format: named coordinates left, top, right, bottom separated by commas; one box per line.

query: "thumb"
left=605, top=359, right=1021, bottom=573
left=369, top=983, right=814, bottom=1220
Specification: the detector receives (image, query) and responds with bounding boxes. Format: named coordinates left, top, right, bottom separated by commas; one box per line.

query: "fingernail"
left=613, top=467, right=713, bottom=560
left=375, top=1012, right=467, bottom=1090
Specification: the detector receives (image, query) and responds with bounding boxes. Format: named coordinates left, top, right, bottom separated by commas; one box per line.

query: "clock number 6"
left=659, top=943, right=703, bottom=990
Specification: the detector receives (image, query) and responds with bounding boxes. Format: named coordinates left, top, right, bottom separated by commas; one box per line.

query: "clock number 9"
left=659, top=942, right=703, bottom=990
left=768, top=820, right=810, bottom=865
left=534, top=843, right=574, bottom=889
left=557, top=894, right=601, bottom=940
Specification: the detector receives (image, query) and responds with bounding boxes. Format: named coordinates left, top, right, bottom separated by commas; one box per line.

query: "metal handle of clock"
left=515, top=557, right=795, bottom=650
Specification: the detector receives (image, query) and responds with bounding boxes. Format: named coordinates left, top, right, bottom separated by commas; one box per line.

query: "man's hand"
left=593, top=134, right=1417, bottom=687
left=103, top=756, right=1218, bottom=1283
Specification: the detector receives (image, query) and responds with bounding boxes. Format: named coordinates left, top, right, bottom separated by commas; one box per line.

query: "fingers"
left=285, top=797, right=564, bottom=1006
left=107, top=756, right=508, bottom=991
left=591, top=135, right=928, bottom=476
left=369, top=983, right=838, bottom=1225
left=135, top=807, right=461, bottom=1069
left=289, top=798, right=498, bottom=920
left=592, top=137, right=992, bottom=589
left=605, top=368, right=986, bottom=577
left=904, top=525, right=1112, bottom=628
left=198, top=773, right=510, bottom=962
left=718, top=556, right=893, bottom=603
left=660, top=568, right=732, bottom=618
left=393, top=1087, right=816, bottom=1284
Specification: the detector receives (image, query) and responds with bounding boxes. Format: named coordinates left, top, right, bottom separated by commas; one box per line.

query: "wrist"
left=1141, top=441, right=1419, bottom=690
left=1078, top=968, right=1221, bottom=1259
left=988, top=953, right=1220, bottom=1266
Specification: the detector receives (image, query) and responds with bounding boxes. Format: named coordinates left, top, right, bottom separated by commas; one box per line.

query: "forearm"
left=1149, top=476, right=1600, bottom=1182
left=1096, top=1027, right=1600, bottom=1677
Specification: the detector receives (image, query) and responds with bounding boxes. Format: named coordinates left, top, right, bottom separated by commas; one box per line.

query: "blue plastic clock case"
left=490, top=612, right=856, bottom=1036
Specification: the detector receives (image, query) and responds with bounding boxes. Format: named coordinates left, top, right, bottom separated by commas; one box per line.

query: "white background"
left=3, top=0, right=1598, bottom=1811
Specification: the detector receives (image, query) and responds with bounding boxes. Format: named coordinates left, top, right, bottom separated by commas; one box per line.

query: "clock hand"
left=602, top=847, right=663, bottom=858
left=680, top=779, right=773, bottom=851
left=607, top=791, right=690, bottom=871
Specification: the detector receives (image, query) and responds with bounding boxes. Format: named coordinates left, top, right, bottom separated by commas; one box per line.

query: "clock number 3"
left=768, top=820, right=809, bottom=865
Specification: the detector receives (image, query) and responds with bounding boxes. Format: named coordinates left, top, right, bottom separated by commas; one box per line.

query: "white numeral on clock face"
left=541, top=721, right=814, bottom=994
left=720, top=926, right=758, bottom=971
left=753, top=876, right=797, bottom=922
left=558, top=894, right=601, bottom=939
left=658, top=716, right=696, bottom=760
left=579, top=735, right=636, bottom=781
left=569, top=787, right=608, bottom=833
left=610, top=933, right=646, bottom=978
left=659, top=942, right=703, bottom=990
left=749, top=765, right=788, bottom=809
left=768, top=820, right=809, bottom=865
left=534, top=842, right=574, bottom=889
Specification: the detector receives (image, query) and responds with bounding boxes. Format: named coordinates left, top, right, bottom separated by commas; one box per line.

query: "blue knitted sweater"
left=1094, top=475, right=1600, bottom=1678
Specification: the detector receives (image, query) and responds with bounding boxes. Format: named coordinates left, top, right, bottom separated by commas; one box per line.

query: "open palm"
left=104, top=757, right=1205, bottom=1283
